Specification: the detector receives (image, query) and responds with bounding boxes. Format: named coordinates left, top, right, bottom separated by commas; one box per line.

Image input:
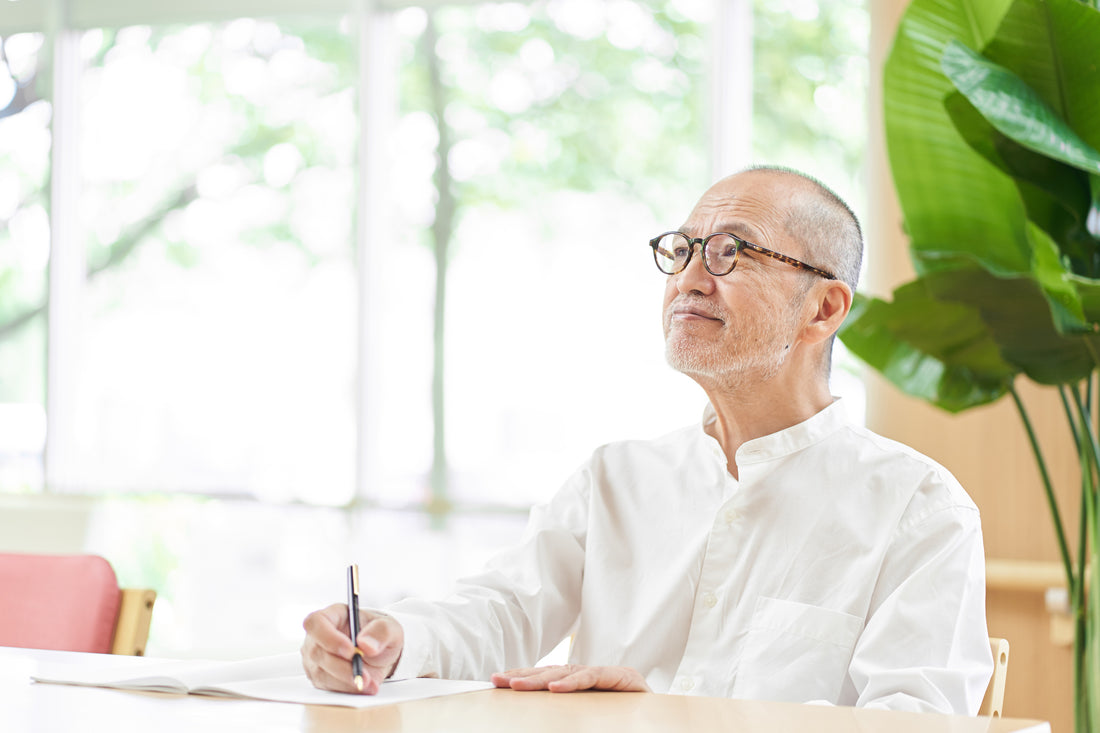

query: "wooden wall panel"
left=988, top=588, right=1075, bottom=727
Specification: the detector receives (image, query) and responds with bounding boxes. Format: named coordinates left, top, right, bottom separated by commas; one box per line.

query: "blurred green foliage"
left=0, top=0, right=866, bottom=441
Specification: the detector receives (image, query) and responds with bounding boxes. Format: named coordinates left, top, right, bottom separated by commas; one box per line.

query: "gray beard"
left=665, top=332, right=791, bottom=390
left=662, top=292, right=800, bottom=390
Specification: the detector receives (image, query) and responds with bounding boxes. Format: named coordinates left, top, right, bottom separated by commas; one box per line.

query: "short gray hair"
left=741, top=165, right=863, bottom=376
left=744, top=165, right=863, bottom=291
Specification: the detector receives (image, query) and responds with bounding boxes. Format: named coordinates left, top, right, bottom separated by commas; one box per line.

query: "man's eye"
left=674, top=247, right=690, bottom=258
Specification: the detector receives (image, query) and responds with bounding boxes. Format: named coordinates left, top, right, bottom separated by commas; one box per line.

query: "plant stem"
left=1087, top=375, right=1097, bottom=733
left=1071, top=385, right=1097, bottom=590
left=1013, top=384, right=1075, bottom=587
left=1069, top=383, right=1100, bottom=733
left=1069, top=386, right=1100, bottom=557
left=1067, top=385, right=1092, bottom=733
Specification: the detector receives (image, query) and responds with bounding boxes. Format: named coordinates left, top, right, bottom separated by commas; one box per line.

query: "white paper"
left=31, top=652, right=493, bottom=708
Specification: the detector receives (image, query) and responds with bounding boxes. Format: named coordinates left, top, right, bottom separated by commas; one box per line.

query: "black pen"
left=347, top=564, right=365, bottom=691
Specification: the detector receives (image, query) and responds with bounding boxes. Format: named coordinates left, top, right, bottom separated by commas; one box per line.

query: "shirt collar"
left=700, top=399, right=850, bottom=466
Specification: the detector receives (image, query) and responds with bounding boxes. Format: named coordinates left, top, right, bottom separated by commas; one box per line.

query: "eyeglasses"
left=649, top=231, right=837, bottom=280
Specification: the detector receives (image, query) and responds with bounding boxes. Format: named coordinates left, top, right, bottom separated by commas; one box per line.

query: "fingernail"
left=359, top=635, right=379, bottom=653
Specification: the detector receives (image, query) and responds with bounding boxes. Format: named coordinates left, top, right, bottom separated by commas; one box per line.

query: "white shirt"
left=386, top=400, right=993, bottom=714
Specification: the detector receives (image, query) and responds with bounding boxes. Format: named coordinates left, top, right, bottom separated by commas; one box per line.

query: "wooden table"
left=2, top=647, right=1051, bottom=732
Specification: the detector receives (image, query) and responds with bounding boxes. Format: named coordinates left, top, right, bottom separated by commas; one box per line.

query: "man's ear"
left=801, top=280, right=853, bottom=346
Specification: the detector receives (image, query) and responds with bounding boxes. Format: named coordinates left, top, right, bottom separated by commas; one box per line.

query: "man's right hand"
left=301, top=603, right=404, bottom=694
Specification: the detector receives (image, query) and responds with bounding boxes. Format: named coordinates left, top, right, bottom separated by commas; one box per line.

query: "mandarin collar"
left=700, top=399, right=849, bottom=466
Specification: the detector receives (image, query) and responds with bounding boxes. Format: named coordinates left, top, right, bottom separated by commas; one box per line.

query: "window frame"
left=4, top=0, right=753, bottom=507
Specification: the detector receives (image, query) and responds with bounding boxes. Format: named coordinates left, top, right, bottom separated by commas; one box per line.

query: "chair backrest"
left=979, top=637, right=1010, bottom=717
left=0, top=553, right=155, bottom=655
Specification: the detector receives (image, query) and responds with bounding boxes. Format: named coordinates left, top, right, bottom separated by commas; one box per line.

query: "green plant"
left=837, top=0, right=1100, bottom=729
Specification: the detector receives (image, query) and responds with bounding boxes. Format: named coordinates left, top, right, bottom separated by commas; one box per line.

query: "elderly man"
left=301, top=166, right=993, bottom=713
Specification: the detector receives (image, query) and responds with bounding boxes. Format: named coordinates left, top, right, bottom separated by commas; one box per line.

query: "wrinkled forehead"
left=680, top=174, right=797, bottom=248
left=680, top=206, right=765, bottom=243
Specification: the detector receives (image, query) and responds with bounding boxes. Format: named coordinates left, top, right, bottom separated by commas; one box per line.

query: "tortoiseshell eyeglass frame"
left=649, top=231, right=838, bottom=281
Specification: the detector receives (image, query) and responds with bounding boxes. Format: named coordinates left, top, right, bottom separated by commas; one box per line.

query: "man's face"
left=662, top=172, right=812, bottom=388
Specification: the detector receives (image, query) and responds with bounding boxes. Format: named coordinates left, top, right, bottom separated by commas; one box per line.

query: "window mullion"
left=709, top=0, right=753, bottom=180
left=44, top=2, right=85, bottom=494
left=354, top=0, right=397, bottom=503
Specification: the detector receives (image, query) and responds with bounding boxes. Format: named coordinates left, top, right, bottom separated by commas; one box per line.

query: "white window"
left=0, top=0, right=866, bottom=658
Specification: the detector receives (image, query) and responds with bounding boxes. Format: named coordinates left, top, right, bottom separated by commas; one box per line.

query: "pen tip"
left=355, top=676, right=364, bottom=692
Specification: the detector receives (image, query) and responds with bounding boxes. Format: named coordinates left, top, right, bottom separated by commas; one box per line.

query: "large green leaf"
left=840, top=287, right=1015, bottom=413
left=981, top=0, right=1100, bottom=155
left=841, top=265, right=1100, bottom=414
left=943, top=90, right=1093, bottom=268
left=1028, top=221, right=1089, bottom=334
left=940, top=89, right=1098, bottom=333
left=922, top=265, right=1100, bottom=384
left=868, top=0, right=1100, bottom=404
left=1072, top=271, right=1100, bottom=326
left=885, top=0, right=1030, bottom=278
left=941, top=40, right=1100, bottom=176
left=1091, top=175, right=1100, bottom=247
left=981, top=0, right=1100, bottom=278
left=934, top=2, right=1100, bottom=338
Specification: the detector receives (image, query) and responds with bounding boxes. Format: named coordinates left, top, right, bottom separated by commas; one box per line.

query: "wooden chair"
left=111, top=587, right=158, bottom=656
left=0, top=553, right=156, bottom=655
left=979, top=637, right=1010, bottom=717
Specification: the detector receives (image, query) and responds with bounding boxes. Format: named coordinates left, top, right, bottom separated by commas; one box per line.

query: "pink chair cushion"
left=0, top=553, right=121, bottom=653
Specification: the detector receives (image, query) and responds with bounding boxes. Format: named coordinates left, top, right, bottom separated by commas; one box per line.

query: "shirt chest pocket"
left=731, top=596, right=863, bottom=704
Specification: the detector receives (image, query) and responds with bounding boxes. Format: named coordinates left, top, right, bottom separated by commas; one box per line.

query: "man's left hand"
left=491, top=665, right=650, bottom=693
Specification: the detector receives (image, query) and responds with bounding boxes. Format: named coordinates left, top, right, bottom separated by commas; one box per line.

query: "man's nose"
left=675, top=244, right=716, bottom=295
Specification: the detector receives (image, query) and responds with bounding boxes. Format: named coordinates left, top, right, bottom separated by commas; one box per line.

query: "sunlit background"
left=0, top=0, right=867, bottom=660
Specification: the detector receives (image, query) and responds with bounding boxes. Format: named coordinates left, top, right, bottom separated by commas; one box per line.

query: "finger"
left=303, top=604, right=379, bottom=694
left=307, top=644, right=385, bottom=696
left=302, top=642, right=364, bottom=692
left=303, top=603, right=356, bottom=656
left=546, top=668, right=602, bottom=692
left=490, top=667, right=544, bottom=688
left=495, top=666, right=576, bottom=691
left=357, top=616, right=403, bottom=677
left=358, top=616, right=399, bottom=656
left=548, top=667, right=649, bottom=693
left=304, top=649, right=373, bottom=694
left=360, top=612, right=398, bottom=637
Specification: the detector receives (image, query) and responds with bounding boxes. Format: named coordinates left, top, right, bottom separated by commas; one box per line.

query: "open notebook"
left=31, top=652, right=493, bottom=708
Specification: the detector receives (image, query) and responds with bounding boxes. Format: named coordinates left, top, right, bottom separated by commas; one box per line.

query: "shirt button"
left=679, top=677, right=695, bottom=692
left=702, top=592, right=718, bottom=608
left=723, top=508, right=738, bottom=525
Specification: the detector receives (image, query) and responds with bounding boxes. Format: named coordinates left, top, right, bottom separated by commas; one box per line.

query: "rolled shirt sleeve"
left=386, top=472, right=589, bottom=681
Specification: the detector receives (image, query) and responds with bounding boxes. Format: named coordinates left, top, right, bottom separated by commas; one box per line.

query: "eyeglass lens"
left=653, top=233, right=740, bottom=275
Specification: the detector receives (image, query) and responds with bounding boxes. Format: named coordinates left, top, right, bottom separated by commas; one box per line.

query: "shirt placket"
left=672, top=447, right=743, bottom=696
